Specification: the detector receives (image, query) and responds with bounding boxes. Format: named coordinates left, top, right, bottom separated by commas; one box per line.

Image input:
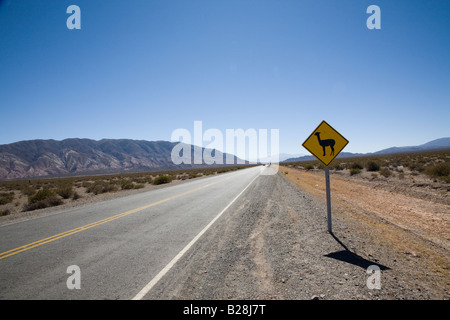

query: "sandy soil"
left=280, top=165, right=449, bottom=298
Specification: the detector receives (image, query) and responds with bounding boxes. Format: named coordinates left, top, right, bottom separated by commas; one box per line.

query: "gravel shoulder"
left=145, top=168, right=448, bottom=300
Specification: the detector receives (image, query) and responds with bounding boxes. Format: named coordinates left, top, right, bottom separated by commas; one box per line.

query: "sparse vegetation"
left=86, top=181, right=119, bottom=195
left=25, top=189, right=63, bottom=211
left=72, top=191, right=81, bottom=200
left=152, top=175, right=172, bottom=185
left=282, top=149, right=450, bottom=184
left=20, top=185, right=36, bottom=197
left=56, top=184, right=74, bottom=199
left=0, top=165, right=256, bottom=216
left=366, top=161, right=380, bottom=172
left=0, top=192, right=14, bottom=205
left=119, top=179, right=135, bottom=190
left=424, top=162, right=450, bottom=179
left=0, top=209, right=11, bottom=216
left=29, top=189, right=56, bottom=203
left=350, top=162, right=363, bottom=170
left=379, top=167, right=392, bottom=178
left=332, top=163, right=343, bottom=171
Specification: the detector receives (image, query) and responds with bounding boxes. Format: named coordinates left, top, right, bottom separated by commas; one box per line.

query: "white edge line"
left=131, top=170, right=260, bottom=300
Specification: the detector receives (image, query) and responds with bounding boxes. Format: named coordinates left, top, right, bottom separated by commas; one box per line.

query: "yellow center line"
left=0, top=174, right=236, bottom=260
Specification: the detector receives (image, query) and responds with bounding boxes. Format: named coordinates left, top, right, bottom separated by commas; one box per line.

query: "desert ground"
left=279, top=154, right=449, bottom=298
left=1, top=151, right=448, bottom=299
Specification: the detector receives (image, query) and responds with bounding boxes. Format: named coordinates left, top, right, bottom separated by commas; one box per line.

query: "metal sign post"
left=302, top=121, right=348, bottom=233
left=325, top=166, right=332, bottom=233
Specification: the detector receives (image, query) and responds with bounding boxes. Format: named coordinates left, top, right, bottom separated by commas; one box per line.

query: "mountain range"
left=283, top=137, right=450, bottom=162
left=0, top=137, right=449, bottom=180
left=0, top=139, right=242, bottom=180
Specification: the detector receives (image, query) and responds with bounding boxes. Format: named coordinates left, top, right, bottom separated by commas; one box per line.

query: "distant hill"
left=0, top=138, right=244, bottom=180
left=255, top=153, right=304, bottom=163
left=283, top=137, right=450, bottom=163
left=372, top=137, right=450, bottom=155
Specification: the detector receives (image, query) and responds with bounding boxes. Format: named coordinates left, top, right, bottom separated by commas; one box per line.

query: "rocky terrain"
left=0, top=138, right=241, bottom=180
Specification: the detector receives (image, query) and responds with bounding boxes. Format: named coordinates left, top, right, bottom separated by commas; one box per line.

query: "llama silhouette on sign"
left=314, top=132, right=335, bottom=156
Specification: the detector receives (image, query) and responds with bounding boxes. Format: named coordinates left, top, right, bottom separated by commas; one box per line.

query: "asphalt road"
left=0, top=166, right=264, bottom=299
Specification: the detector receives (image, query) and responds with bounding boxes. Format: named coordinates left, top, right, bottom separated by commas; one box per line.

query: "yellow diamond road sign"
left=302, top=120, right=349, bottom=167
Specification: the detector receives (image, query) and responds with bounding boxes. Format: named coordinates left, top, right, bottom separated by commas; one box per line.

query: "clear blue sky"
left=1, top=0, right=449, bottom=155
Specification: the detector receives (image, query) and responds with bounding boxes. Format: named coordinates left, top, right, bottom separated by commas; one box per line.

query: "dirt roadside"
left=280, top=165, right=449, bottom=299
left=145, top=168, right=449, bottom=300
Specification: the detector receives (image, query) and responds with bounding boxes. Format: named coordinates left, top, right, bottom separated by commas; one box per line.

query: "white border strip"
left=132, top=171, right=260, bottom=300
